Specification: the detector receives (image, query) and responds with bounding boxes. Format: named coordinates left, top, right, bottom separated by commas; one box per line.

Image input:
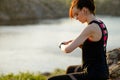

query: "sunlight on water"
left=0, top=16, right=120, bottom=74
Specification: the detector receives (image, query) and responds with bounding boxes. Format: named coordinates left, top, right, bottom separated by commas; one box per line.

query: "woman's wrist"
left=59, top=42, right=65, bottom=49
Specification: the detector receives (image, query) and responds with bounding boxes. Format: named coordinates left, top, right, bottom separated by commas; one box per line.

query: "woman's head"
left=69, top=0, right=95, bottom=21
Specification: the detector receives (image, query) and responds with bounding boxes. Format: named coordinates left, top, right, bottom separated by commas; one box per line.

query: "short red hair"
left=69, top=0, right=95, bottom=18
left=69, top=0, right=79, bottom=18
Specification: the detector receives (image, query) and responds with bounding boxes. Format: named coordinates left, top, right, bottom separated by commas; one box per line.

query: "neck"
left=86, top=14, right=96, bottom=24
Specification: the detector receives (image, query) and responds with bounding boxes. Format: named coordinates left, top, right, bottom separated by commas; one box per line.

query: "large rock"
left=0, top=0, right=69, bottom=25
left=107, top=48, right=120, bottom=80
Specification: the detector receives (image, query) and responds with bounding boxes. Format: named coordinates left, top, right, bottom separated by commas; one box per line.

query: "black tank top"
left=82, top=20, right=109, bottom=78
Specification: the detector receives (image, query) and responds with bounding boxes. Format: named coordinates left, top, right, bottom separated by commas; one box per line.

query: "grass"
left=0, top=72, right=47, bottom=80
left=0, top=69, right=65, bottom=80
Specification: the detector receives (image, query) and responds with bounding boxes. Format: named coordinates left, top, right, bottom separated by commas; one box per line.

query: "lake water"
left=0, top=16, right=120, bottom=74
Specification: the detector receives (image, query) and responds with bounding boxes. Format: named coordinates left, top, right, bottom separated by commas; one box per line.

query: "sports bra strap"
left=89, top=20, right=102, bottom=25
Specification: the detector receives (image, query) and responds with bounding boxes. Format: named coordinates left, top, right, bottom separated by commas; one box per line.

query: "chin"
left=78, top=20, right=86, bottom=23
left=80, top=21, right=85, bottom=23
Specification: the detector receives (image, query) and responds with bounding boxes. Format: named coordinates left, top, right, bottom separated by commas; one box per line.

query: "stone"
left=107, top=48, right=120, bottom=80
left=0, top=0, right=69, bottom=25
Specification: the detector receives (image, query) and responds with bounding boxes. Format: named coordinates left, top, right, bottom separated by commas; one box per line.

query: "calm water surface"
left=0, top=16, right=120, bottom=74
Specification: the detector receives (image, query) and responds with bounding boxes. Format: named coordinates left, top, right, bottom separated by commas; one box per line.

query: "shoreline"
left=0, top=15, right=120, bottom=26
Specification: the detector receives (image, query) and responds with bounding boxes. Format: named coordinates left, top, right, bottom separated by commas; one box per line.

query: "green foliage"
left=0, top=69, right=65, bottom=80
left=0, top=72, right=47, bottom=80
left=48, top=69, right=65, bottom=77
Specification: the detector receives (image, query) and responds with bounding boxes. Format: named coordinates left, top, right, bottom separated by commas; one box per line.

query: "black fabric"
left=66, top=65, right=83, bottom=74
left=81, top=20, right=109, bottom=79
left=48, top=65, right=108, bottom=80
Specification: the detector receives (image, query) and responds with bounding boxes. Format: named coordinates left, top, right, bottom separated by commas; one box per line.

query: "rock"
left=0, top=0, right=120, bottom=25
left=107, top=48, right=120, bottom=80
left=0, top=0, right=69, bottom=25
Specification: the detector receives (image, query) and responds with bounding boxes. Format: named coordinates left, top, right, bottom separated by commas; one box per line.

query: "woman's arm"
left=60, top=25, right=94, bottom=53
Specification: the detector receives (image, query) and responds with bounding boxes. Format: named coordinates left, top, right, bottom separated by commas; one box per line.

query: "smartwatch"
left=59, top=42, right=65, bottom=48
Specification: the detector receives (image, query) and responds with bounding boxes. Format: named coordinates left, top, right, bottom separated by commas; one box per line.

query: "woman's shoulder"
left=86, top=23, right=100, bottom=32
left=87, top=22, right=102, bottom=36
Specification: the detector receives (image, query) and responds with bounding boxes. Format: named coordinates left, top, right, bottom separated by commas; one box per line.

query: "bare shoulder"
left=87, top=23, right=101, bottom=33
left=87, top=23, right=102, bottom=41
left=80, top=23, right=102, bottom=40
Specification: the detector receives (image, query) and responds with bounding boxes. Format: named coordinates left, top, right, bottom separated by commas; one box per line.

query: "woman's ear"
left=81, top=7, right=88, bottom=15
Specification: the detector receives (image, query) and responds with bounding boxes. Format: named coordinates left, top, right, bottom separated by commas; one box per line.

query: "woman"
left=48, top=0, right=109, bottom=80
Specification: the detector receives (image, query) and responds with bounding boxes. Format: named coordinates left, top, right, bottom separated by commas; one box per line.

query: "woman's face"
left=72, top=7, right=87, bottom=23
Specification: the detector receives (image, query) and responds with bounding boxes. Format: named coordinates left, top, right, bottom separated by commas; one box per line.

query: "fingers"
left=59, top=40, right=73, bottom=48
left=64, top=40, right=73, bottom=45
